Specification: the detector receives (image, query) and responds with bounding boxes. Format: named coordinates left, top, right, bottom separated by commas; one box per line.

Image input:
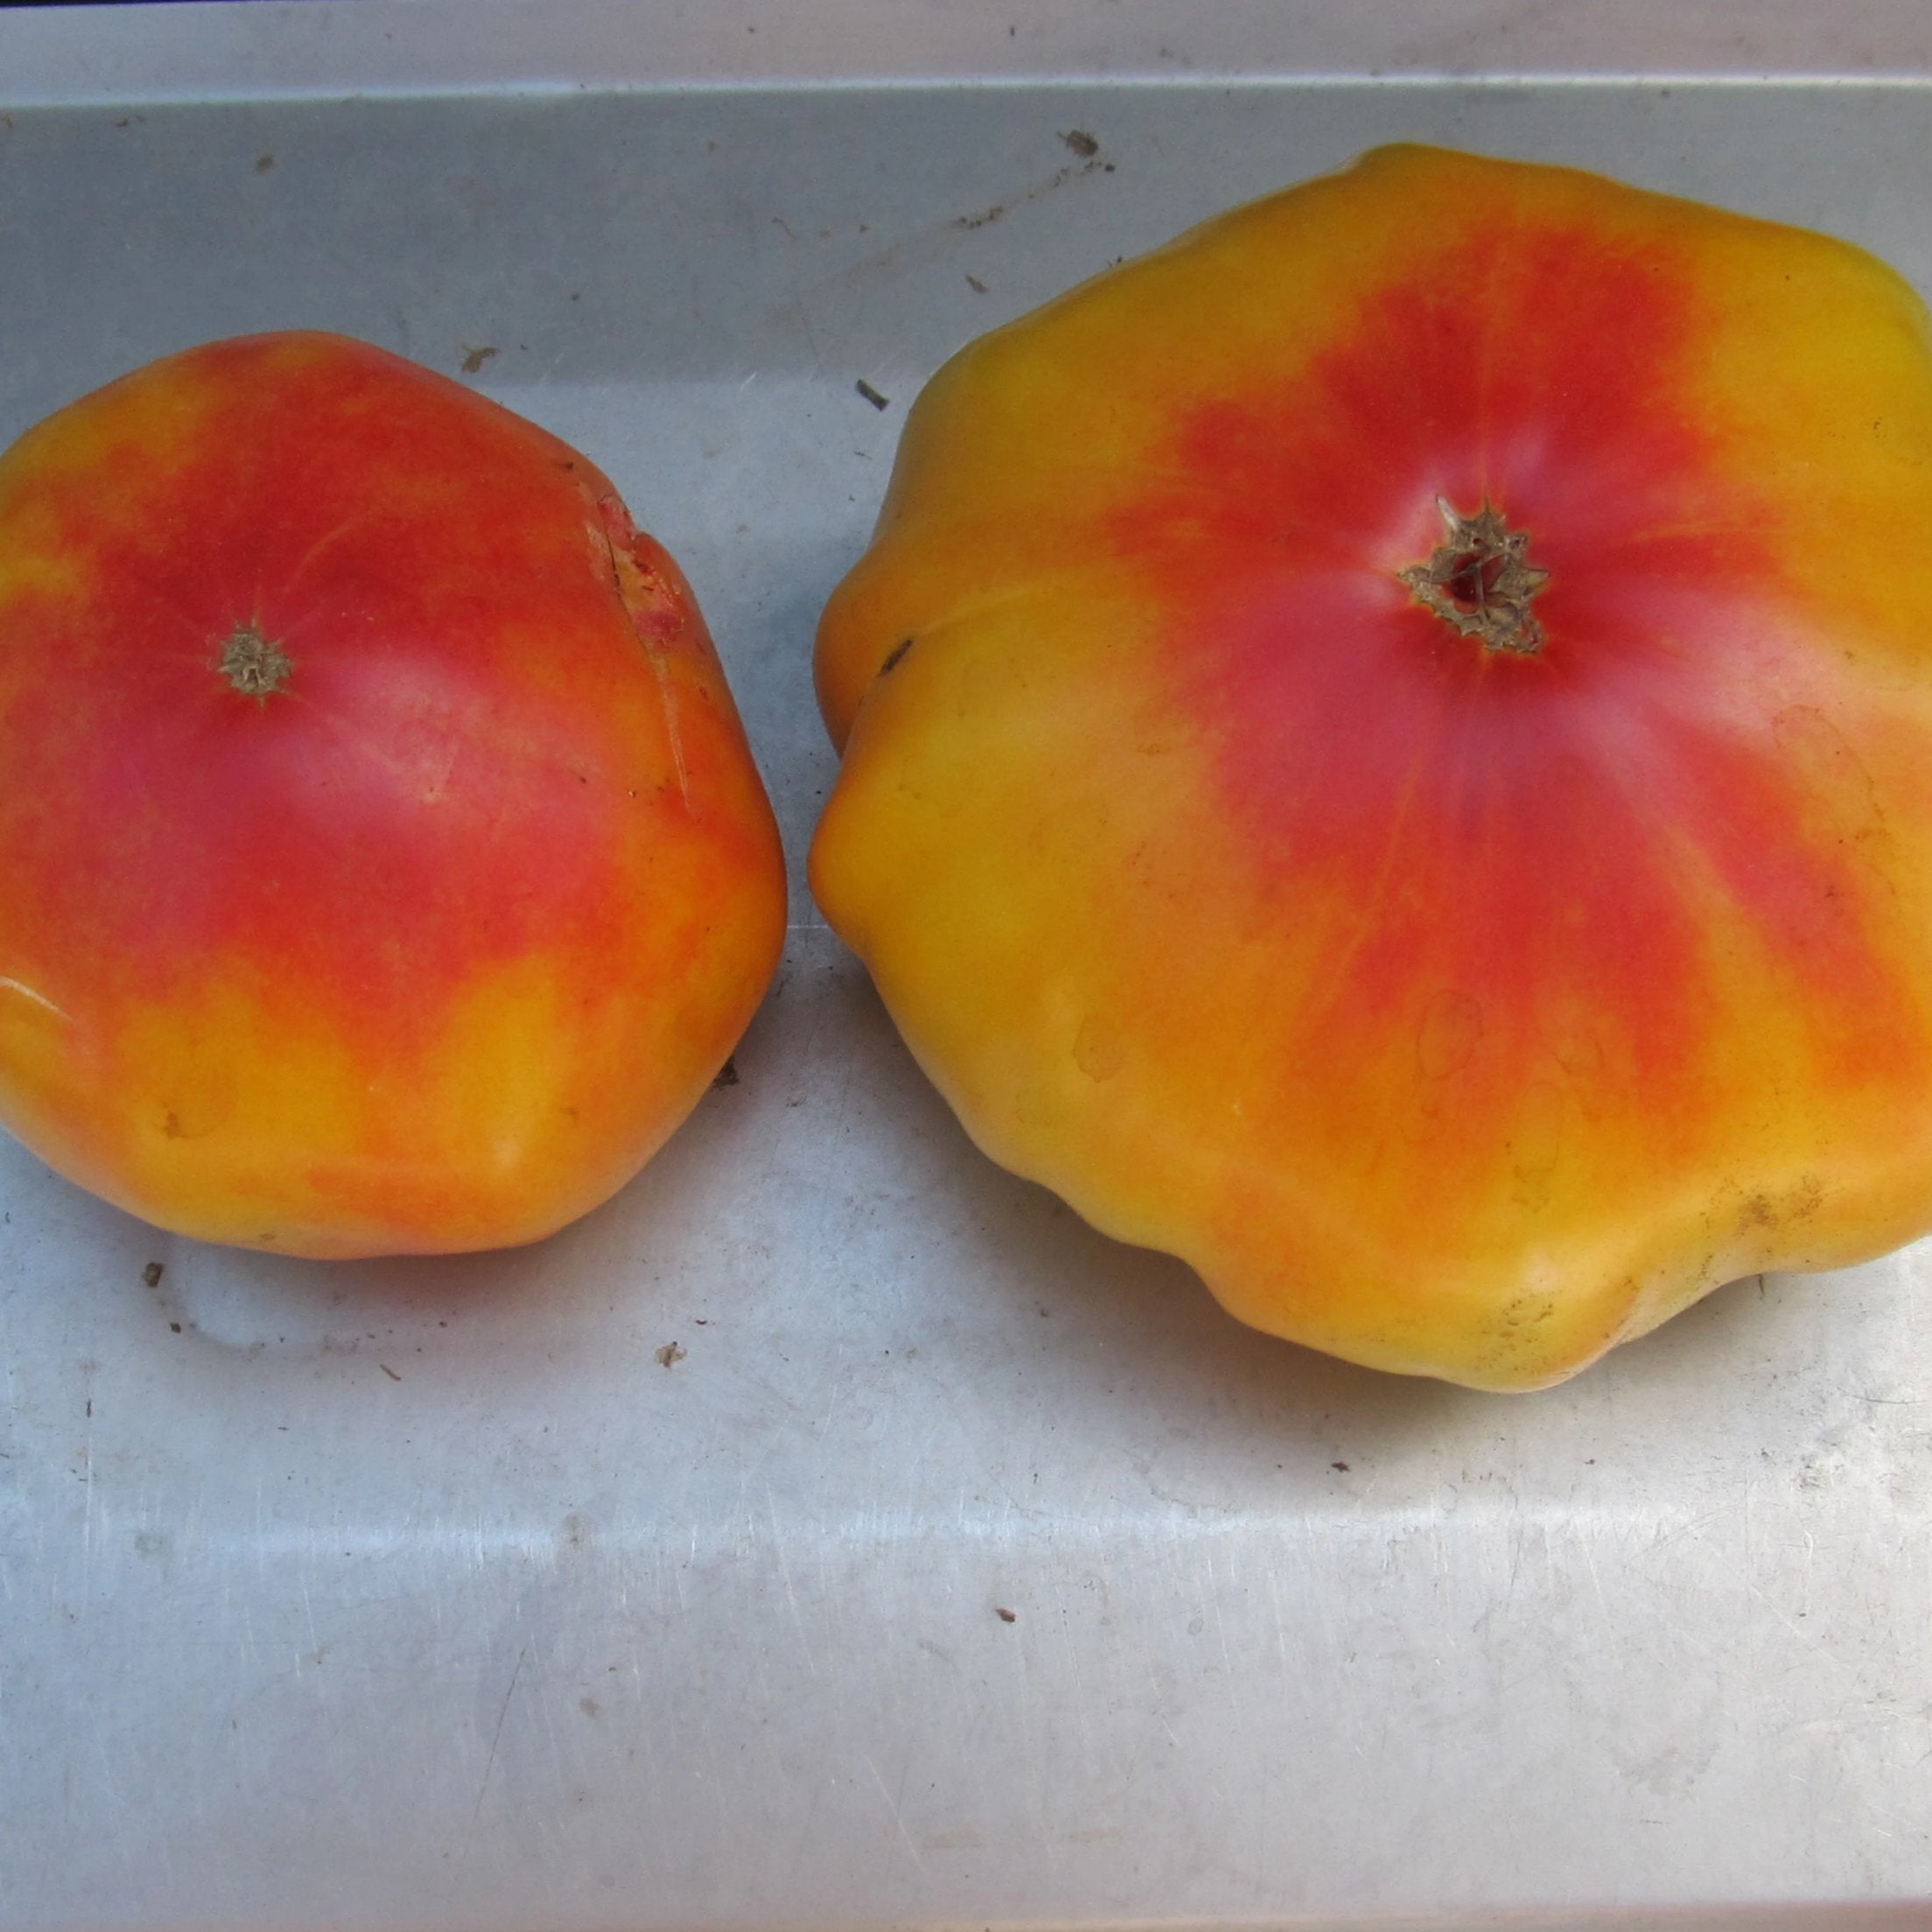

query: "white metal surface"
left=4, top=12, right=1932, bottom=1929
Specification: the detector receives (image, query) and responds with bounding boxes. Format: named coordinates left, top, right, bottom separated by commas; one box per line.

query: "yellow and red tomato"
left=812, top=144, right=1932, bottom=1388
left=0, top=331, right=785, bottom=1258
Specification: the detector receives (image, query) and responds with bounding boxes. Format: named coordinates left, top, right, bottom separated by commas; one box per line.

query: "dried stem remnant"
left=1399, top=498, right=1549, bottom=657
left=218, top=624, right=292, bottom=698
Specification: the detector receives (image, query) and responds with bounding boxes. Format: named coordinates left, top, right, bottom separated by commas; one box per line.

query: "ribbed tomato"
left=0, top=332, right=785, bottom=1258
left=811, top=145, right=1932, bottom=1388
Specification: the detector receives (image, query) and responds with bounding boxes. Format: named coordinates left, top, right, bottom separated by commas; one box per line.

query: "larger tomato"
left=0, top=332, right=785, bottom=1258
left=811, top=144, right=1932, bottom=1389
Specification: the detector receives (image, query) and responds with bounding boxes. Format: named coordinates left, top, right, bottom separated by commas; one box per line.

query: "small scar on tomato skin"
left=879, top=636, right=916, bottom=677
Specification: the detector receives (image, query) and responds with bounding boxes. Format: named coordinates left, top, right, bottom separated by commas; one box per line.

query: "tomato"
left=0, top=332, right=785, bottom=1258
left=811, top=144, right=1932, bottom=1389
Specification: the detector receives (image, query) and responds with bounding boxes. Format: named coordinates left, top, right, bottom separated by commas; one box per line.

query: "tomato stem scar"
left=217, top=623, right=292, bottom=699
left=1398, top=497, right=1549, bottom=657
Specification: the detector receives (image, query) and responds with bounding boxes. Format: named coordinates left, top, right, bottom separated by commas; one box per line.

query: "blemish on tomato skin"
left=1508, top=1078, right=1566, bottom=1202
left=1073, top=1014, right=1126, bottom=1081
left=1731, top=1173, right=1826, bottom=1238
left=587, top=493, right=691, bottom=636
left=581, top=496, right=698, bottom=812
left=1770, top=704, right=1886, bottom=844
left=1416, top=989, right=1483, bottom=1080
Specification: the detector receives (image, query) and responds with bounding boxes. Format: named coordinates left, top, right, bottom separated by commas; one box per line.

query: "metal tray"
left=7, top=7, right=1932, bottom=1928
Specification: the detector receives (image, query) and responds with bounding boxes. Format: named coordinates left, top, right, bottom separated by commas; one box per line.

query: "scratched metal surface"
left=5, top=53, right=1932, bottom=1932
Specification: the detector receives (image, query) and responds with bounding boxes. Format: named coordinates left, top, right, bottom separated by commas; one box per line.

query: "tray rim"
left=4, top=0, right=1932, bottom=109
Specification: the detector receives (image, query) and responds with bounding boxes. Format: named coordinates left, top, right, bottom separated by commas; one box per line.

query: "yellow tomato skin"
left=811, top=144, right=1932, bottom=1389
left=0, top=334, right=786, bottom=1258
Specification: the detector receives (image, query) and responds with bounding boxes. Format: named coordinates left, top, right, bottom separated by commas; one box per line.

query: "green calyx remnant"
left=1398, top=497, right=1549, bottom=657
left=218, top=624, right=292, bottom=699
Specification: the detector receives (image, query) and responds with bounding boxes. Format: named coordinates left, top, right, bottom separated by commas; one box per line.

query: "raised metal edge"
left=2, top=0, right=1932, bottom=107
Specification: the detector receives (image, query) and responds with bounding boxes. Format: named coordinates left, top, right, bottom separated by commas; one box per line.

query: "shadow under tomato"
left=803, top=952, right=1887, bottom=1518
left=807, top=959, right=1489, bottom=1473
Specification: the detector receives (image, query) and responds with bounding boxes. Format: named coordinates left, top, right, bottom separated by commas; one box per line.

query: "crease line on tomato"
left=274, top=513, right=376, bottom=607
left=597, top=520, right=692, bottom=814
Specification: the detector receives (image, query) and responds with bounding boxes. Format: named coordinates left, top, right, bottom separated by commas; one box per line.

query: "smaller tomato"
left=0, top=332, right=786, bottom=1258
